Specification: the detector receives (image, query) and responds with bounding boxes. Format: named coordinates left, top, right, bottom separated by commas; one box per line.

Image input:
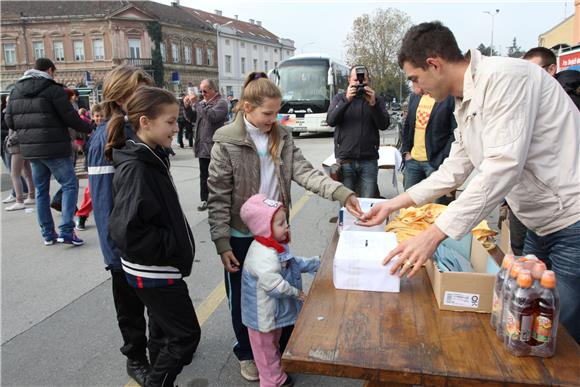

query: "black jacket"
left=327, top=93, right=390, bottom=160
left=401, top=93, right=456, bottom=169
left=108, top=140, right=195, bottom=277
left=4, top=73, right=92, bottom=159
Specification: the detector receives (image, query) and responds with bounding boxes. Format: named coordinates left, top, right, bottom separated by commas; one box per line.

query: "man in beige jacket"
left=360, top=22, right=580, bottom=343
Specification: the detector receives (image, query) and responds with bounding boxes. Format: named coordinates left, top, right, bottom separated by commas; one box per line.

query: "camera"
left=354, top=65, right=367, bottom=97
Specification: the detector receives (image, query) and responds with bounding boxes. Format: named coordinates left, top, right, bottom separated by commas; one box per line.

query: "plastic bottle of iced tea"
left=531, top=270, right=559, bottom=357
left=530, top=261, right=547, bottom=297
left=491, top=254, right=515, bottom=329
left=497, top=261, right=524, bottom=339
left=506, top=270, right=535, bottom=356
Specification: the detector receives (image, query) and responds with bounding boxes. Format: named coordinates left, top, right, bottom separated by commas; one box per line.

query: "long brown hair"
left=104, top=86, right=178, bottom=160
left=101, top=65, right=153, bottom=119
left=236, top=71, right=283, bottom=160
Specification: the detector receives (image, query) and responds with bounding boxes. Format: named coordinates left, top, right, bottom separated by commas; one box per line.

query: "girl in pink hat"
left=240, top=193, right=320, bottom=387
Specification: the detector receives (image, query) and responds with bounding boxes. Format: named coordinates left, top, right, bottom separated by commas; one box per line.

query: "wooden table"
left=282, top=230, right=580, bottom=386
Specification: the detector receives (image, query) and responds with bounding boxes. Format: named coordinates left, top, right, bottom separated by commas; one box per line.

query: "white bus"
left=270, top=54, right=349, bottom=136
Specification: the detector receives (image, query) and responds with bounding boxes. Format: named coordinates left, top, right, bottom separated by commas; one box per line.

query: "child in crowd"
left=240, top=193, right=319, bottom=387
left=107, top=86, right=200, bottom=387
left=74, top=103, right=104, bottom=230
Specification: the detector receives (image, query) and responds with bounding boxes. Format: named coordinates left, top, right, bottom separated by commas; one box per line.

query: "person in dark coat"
left=4, top=58, right=92, bottom=246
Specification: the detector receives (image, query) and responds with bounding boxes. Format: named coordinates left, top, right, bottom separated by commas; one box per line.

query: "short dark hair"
left=398, top=21, right=464, bottom=69
left=522, top=47, right=556, bottom=67
left=34, top=58, right=56, bottom=72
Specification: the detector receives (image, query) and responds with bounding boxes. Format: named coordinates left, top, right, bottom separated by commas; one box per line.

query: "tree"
left=507, top=37, right=525, bottom=58
left=345, top=8, right=412, bottom=102
left=147, top=21, right=164, bottom=87
left=477, top=43, right=498, bottom=56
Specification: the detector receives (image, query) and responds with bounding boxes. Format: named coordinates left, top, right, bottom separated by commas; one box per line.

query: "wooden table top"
left=282, top=230, right=580, bottom=386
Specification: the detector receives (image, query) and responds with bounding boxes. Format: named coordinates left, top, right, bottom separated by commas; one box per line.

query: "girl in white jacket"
left=240, top=194, right=320, bottom=387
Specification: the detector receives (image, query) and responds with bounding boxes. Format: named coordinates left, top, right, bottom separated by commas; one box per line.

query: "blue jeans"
left=523, top=220, right=580, bottom=343
left=340, top=159, right=378, bottom=198
left=403, top=158, right=449, bottom=205
left=30, top=157, right=78, bottom=238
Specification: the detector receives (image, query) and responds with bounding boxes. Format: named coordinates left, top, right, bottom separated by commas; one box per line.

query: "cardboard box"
left=333, top=231, right=400, bottom=293
left=425, top=234, right=501, bottom=313
left=499, top=218, right=512, bottom=255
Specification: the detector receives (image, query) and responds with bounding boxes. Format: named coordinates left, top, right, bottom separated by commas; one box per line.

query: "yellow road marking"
left=125, top=192, right=313, bottom=386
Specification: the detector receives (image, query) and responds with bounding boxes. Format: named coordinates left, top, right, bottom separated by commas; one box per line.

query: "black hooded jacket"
left=108, top=140, right=195, bottom=277
left=4, top=73, right=92, bottom=159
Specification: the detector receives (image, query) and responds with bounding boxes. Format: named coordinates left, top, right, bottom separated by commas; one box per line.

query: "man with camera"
left=326, top=65, right=390, bottom=198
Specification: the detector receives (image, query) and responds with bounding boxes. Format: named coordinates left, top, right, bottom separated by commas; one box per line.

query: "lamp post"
left=483, top=9, right=500, bottom=56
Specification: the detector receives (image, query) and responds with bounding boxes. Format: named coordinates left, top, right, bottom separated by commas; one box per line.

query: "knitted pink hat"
left=240, top=194, right=284, bottom=238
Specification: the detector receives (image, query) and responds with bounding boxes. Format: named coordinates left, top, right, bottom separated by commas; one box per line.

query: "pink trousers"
left=247, top=327, right=288, bottom=387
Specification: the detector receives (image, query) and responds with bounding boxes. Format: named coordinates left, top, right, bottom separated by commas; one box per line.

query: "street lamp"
left=483, top=9, right=499, bottom=56
left=300, top=42, right=314, bottom=53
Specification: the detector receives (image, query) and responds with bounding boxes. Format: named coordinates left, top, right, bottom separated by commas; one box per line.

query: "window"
left=184, top=45, right=192, bottom=64
left=225, top=55, right=232, bottom=73
left=265, top=46, right=268, bottom=52
left=3, top=43, right=16, bottom=65
left=171, top=42, right=179, bottom=63
left=160, top=42, right=167, bottom=62
left=195, top=47, right=202, bottom=65
left=240, top=42, right=245, bottom=48
left=274, top=61, right=278, bottom=67
left=207, top=48, right=214, bottom=66
left=128, top=39, right=141, bottom=59
left=73, top=40, right=85, bottom=61
left=226, top=86, right=233, bottom=96
left=225, top=39, right=230, bottom=46
left=253, top=44, right=257, bottom=51
left=33, top=41, right=45, bottom=60
left=92, top=39, right=104, bottom=60
left=53, top=41, right=64, bottom=62
left=241, top=57, right=246, bottom=74
left=287, top=50, right=291, bottom=56
left=253, top=59, right=257, bottom=71
left=264, top=60, right=269, bottom=70
left=274, top=48, right=278, bottom=53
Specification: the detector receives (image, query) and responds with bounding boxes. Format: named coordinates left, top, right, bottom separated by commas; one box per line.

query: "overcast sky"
left=159, top=0, right=575, bottom=62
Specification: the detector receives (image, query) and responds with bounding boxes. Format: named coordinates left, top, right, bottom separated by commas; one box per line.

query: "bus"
left=270, top=54, right=349, bottom=136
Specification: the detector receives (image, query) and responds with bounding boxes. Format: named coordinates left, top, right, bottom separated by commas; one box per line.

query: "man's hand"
left=345, top=85, right=357, bottom=102
left=220, top=250, right=240, bottom=273
left=183, top=94, right=198, bottom=107
left=404, top=152, right=412, bottom=161
left=364, top=86, right=376, bottom=106
left=356, top=201, right=393, bottom=227
left=383, top=224, right=447, bottom=278
left=344, top=194, right=364, bottom=219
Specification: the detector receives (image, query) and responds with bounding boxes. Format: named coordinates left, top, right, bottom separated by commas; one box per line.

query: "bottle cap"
left=524, top=254, right=539, bottom=261
left=540, top=270, right=557, bottom=288
left=510, top=262, right=523, bottom=278
left=501, top=254, right=515, bottom=269
left=531, top=262, right=547, bottom=280
left=517, top=269, right=532, bottom=288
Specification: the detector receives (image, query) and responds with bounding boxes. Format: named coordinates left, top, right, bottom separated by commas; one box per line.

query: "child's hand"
left=297, top=291, right=307, bottom=302
left=220, top=250, right=240, bottom=273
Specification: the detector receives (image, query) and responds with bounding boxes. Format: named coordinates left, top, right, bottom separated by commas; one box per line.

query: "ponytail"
left=104, top=113, right=127, bottom=161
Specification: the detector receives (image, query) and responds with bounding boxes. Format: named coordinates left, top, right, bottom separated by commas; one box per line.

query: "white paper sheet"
left=341, top=198, right=387, bottom=232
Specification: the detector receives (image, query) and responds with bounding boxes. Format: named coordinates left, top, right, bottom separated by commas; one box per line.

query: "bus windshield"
left=278, top=60, right=330, bottom=102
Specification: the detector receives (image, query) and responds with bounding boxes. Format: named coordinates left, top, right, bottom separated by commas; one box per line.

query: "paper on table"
left=333, top=231, right=401, bottom=293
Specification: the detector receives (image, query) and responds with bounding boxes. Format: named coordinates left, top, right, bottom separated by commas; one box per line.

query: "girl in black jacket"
left=106, top=86, right=200, bottom=387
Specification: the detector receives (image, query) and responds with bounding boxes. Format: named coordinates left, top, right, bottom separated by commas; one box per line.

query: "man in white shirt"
left=360, top=21, right=580, bottom=343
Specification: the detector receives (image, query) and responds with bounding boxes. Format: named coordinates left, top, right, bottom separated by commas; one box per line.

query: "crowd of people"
left=1, top=20, right=579, bottom=387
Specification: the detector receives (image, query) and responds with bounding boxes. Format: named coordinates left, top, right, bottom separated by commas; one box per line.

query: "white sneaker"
left=2, top=194, right=16, bottom=204
left=5, top=202, right=25, bottom=211
left=24, top=198, right=35, bottom=205
left=240, top=360, right=259, bottom=381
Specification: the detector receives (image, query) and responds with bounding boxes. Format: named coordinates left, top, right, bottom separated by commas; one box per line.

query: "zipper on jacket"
left=132, top=141, right=195, bottom=258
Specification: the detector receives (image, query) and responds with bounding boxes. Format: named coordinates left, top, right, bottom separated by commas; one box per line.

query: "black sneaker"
left=281, top=374, right=294, bottom=387
left=197, top=201, right=208, bottom=211
left=75, top=216, right=87, bottom=231
left=127, top=358, right=150, bottom=387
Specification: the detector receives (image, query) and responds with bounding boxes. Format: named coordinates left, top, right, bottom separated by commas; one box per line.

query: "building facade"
left=183, top=8, right=295, bottom=98
left=0, top=1, right=218, bottom=100
left=538, top=1, right=580, bottom=48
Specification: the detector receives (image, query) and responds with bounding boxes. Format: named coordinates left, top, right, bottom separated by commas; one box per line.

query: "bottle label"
left=505, top=310, right=518, bottom=338
left=532, top=315, right=553, bottom=343
left=520, top=315, right=533, bottom=342
left=492, top=291, right=502, bottom=314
